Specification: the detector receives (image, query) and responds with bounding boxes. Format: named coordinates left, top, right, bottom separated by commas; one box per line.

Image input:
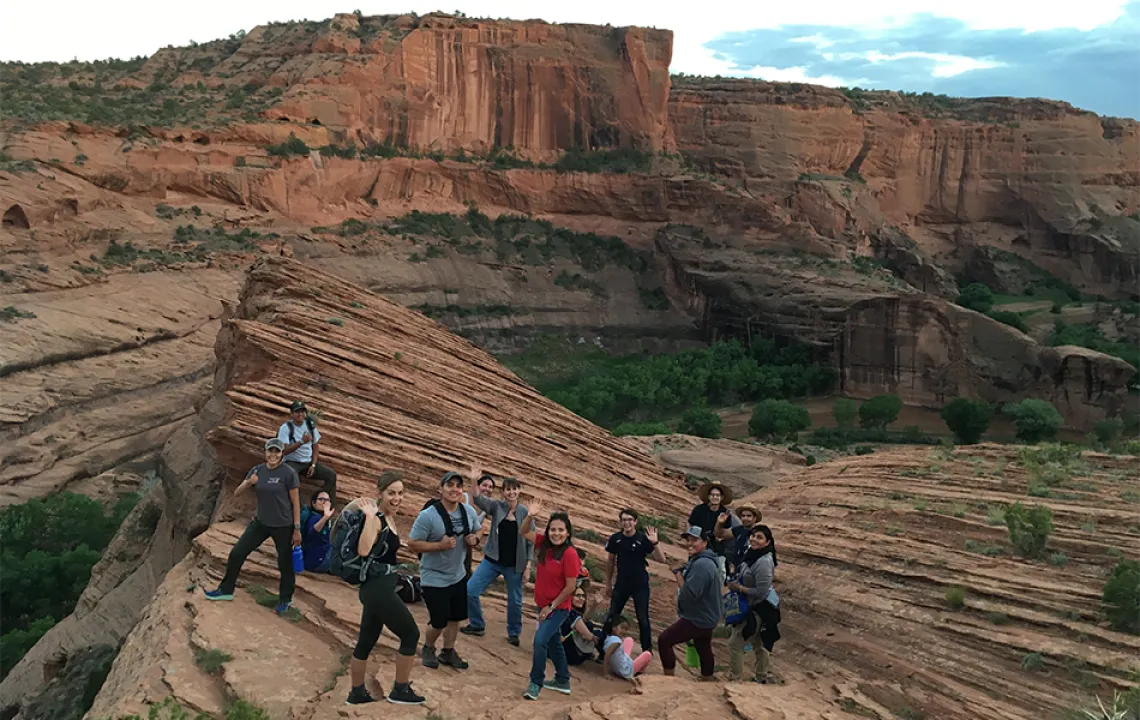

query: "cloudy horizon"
left=1, top=1, right=1136, bottom=119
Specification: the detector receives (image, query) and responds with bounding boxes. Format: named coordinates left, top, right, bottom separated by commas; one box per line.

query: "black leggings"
left=354, top=572, right=420, bottom=660
left=219, top=519, right=294, bottom=602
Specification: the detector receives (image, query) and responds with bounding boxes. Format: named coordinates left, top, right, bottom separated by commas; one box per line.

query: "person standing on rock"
left=407, top=471, right=481, bottom=672
left=657, top=526, right=722, bottom=681
left=342, top=471, right=426, bottom=706
left=601, top=508, right=666, bottom=656
left=205, top=438, right=301, bottom=616
left=715, top=504, right=761, bottom=575
left=688, top=482, right=738, bottom=580
left=462, top=470, right=532, bottom=646
left=519, top=500, right=582, bottom=700
left=277, top=400, right=338, bottom=506
left=726, top=524, right=777, bottom=684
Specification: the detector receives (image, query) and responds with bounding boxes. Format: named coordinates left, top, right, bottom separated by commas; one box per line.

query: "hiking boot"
left=543, top=679, right=571, bottom=695
left=508, top=635, right=520, bottom=647
left=438, top=648, right=469, bottom=669
left=274, top=600, right=292, bottom=616
left=345, top=686, right=377, bottom=705
left=421, top=645, right=439, bottom=669
left=387, top=682, right=425, bottom=705
left=204, top=589, right=234, bottom=601
left=460, top=624, right=485, bottom=637
left=522, top=682, right=541, bottom=700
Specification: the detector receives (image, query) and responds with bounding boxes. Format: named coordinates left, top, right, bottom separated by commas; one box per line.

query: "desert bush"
left=832, top=397, right=858, bottom=429
left=677, top=406, right=722, bottom=439
left=1102, top=559, right=1140, bottom=634
left=940, top=397, right=992, bottom=444
left=1005, top=399, right=1064, bottom=443
left=266, top=133, right=310, bottom=157
left=1092, top=418, right=1122, bottom=447
left=944, top=586, right=966, bottom=609
left=612, top=422, right=670, bottom=437
left=750, top=400, right=811, bottom=441
left=1004, top=502, right=1053, bottom=558
left=957, top=282, right=994, bottom=313
left=858, top=394, right=902, bottom=430
left=987, top=309, right=1029, bottom=333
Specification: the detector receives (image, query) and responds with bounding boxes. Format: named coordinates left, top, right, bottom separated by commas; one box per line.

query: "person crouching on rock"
left=562, top=585, right=603, bottom=666
left=658, top=526, right=722, bottom=681
left=301, top=490, right=335, bottom=572
left=278, top=400, right=338, bottom=506
left=205, top=438, right=301, bottom=615
left=407, top=472, right=480, bottom=672
left=462, top=470, right=532, bottom=646
left=726, top=524, right=777, bottom=684
left=342, top=471, right=425, bottom=706
left=519, top=500, right=582, bottom=700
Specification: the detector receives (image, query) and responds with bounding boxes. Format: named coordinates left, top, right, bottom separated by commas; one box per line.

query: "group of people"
left=202, top=400, right=781, bottom=707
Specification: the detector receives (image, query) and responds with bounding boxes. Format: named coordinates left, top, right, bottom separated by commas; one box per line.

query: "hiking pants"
left=219, top=518, right=295, bottom=602
left=602, top=581, right=653, bottom=653
left=728, top=623, right=770, bottom=680
left=659, top=618, right=715, bottom=677
left=285, top=460, right=338, bottom=505
left=355, top=572, right=420, bottom=659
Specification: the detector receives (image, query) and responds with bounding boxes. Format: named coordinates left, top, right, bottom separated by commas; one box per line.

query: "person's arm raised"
left=520, top=499, right=544, bottom=544
left=646, top=526, right=667, bottom=564
left=356, top=499, right=382, bottom=556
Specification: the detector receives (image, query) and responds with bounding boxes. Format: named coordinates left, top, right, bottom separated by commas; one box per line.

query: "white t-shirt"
left=277, top=420, right=322, bottom=463
left=603, top=636, right=634, bottom=679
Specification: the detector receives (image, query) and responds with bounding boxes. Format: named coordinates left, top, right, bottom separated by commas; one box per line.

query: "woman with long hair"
left=342, top=471, right=424, bottom=706
left=725, top=524, right=778, bottom=683
left=519, top=500, right=582, bottom=700
left=561, top=585, right=602, bottom=665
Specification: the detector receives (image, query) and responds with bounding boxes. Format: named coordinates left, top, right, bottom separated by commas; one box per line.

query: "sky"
left=2, top=1, right=1137, bottom=118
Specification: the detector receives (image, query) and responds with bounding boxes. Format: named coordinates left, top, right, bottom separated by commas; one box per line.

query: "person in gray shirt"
left=205, top=438, right=301, bottom=615
left=657, top=526, right=722, bottom=680
left=407, top=472, right=481, bottom=671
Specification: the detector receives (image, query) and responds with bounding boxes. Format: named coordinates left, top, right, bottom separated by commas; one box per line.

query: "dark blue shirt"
left=302, top=511, right=332, bottom=571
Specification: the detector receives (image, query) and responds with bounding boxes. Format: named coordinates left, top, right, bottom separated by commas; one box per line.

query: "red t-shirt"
left=533, top=533, right=582, bottom=610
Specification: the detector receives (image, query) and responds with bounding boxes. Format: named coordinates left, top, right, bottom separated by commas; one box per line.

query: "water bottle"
left=292, top=545, right=304, bottom=573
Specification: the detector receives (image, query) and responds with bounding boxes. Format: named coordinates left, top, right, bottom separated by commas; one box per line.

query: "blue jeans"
left=466, top=559, right=524, bottom=638
left=530, top=608, right=570, bottom=686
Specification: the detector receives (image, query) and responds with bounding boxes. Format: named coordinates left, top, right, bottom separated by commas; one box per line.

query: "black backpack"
left=329, top=508, right=393, bottom=585
left=286, top=417, right=317, bottom=444
left=415, top=499, right=471, bottom=559
left=395, top=573, right=422, bottom=603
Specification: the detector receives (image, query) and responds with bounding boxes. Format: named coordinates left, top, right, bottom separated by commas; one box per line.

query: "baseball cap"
left=680, top=525, right=709, bottom=542
left=290, top=400, right=307, bottom=412
left=440, top=471, right=465, bottom=487
left=265, top=438, right=285, bottom=451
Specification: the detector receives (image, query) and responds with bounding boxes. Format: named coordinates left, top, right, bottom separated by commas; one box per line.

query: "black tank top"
left=373, top=514, right=401, bottom=564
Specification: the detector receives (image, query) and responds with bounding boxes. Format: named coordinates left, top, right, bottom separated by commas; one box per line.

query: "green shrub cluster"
left=1050, top=320, right=1139, bottom=379
left=1004, top=399, right=1064, bottom=443
left=1, top=492, right=138, bottom=678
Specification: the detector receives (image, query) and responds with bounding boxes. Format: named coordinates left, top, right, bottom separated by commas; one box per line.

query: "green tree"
left=1102, top=559, right=1140, bottom=634
left=956, top=282, right=994, bottom=313
left=1092, top=418, right=1122, bottom=446
left=940, top=397, right=992, bottom=444
left=858, top=394, right=902, bottom=430
left=987, top=310, right=1029, bottom=333
left=1004, top=502, right=1053, bottom=558
left=1004, top=399, right=1063, bottom=443
left=749, top=399, right=811, bottom=441
left=832, top=398, right=858, bottom=429
left=677, top=406, right=722, bottom=439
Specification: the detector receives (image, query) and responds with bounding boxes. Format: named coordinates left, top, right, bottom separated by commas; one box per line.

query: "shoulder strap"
left=287, top=422, right=295, bottom=443
left=307, top=417, right=315, bottom=437
left=431, top=500, right=470, bottom=537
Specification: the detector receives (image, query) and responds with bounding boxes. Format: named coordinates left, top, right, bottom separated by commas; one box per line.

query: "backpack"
left=722, top=573, right=750, bottom=625
left=286, top=417, right=317, bottom=445
left=415, top=499, right=471, bottom=558
left=395, top=573, right=422, bottom=604
left=329, top=508, right=393, bottom=585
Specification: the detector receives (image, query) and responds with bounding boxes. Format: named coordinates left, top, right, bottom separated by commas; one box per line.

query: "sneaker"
left=522, top=682, right=541, bottom=700
left=508, top=635, right=520, bottom=647
left=421, top=645, right=439, bottom=669
left=438, top=647, right=469, bottom=669
left=387, top=682, right=425, bottom=705
left=345, top=686, right=376, bottom=705
left=543, top=679, right=571, bottom=695
left=274, top=601, right=292, bottom=616
left=460, top=624, right=486, bottom=637
left=203, top=589, right=234, bottom=601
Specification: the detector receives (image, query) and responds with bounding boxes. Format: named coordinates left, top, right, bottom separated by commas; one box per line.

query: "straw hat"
left=735, top=505, right=761, bottom=521
left=696, top=481, right=733, bottom=506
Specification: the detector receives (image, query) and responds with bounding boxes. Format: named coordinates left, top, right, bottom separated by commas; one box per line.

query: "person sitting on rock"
left=277, top=400, right=338, bottom=505
left=657, top=526, right=722, bottom=681
left=603, top=615, right=651, bottom=695
left=462, top=470, right=532, bottom=646
left=407, top=471, right=481, bottom=672
left=342, top=471, right=426, bottom=706
left=601, top=508, right=666, bottom=657
left=726, top=524, right=778, bottom=684
left=561, top=585, right=603, bottom=666
left=301, top=490, right=335, bottom=572
left=688, top=482, right=738, bottom=579
left=715, top=504, right=761, bottom=575
left=205, top=438, right=301, bottom=615
left=519, top=500, right=582, bottom=700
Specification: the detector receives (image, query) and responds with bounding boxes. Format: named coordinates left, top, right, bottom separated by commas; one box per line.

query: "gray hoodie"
left=472, top=494, right=533, bottom=575
left=678, top=549, right=722, bottom=629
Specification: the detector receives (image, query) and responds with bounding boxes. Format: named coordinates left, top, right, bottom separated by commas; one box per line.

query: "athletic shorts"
left=422, top=577, right=468, bottom=629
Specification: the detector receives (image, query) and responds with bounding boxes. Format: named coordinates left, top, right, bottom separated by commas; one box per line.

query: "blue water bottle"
left=292, top=545, right=304, bottom=573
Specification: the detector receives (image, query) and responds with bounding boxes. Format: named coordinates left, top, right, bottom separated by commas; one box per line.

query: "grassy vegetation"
left=0, top=306, right=36, bottom=322
left=1049, top=320, right=1139, bottom=376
